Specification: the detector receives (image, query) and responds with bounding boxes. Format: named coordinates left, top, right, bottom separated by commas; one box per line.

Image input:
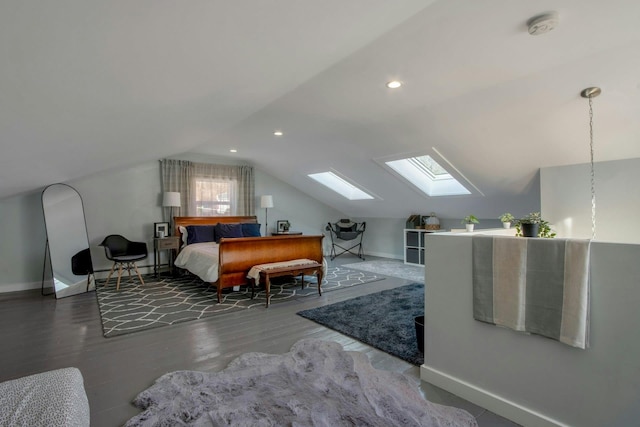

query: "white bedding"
left=174, top=242, right=219, bottom=283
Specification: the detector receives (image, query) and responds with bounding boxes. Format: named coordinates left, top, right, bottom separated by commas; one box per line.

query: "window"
left=384, top=153, right=475, bottom=197
left=194, top=178, right=236, bottom=215
left=308, top=171, right=374, bottom=200
left=160, top=160, right=254, bottom=217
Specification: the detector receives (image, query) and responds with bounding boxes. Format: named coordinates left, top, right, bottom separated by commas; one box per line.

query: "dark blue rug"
left=297, top=283, right=424, bottom=365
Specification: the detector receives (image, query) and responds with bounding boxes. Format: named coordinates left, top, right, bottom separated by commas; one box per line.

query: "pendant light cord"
left=588, top=95, right=596, bottom=240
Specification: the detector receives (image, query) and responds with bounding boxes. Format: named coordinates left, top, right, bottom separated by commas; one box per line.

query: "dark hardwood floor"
left=0, top=255, right=518, bottom=427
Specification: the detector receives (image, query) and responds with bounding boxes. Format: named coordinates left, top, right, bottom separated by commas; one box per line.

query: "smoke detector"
left=527, top=12, right=558, bottom=36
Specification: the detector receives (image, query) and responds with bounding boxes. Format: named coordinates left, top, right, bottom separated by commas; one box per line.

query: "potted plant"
left=514, top=212, right=556, bottom=238
left=462, top=215, right=479, bottom=232
left=498, top=212, right=515, bottom=229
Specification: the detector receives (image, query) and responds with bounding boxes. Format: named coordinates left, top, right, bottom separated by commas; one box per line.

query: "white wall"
left=0, top=155, right=344, bottom=292
left=421, top=233, right=640, bottom=427
left=351, top=217, right=404, bottom=259
left=253, top=168, right=344, bottom=256
left=0, top=190, right=48, bottom=291
left=541, top=157, right=640, bottom=243
left=0, top=150, right=542, bottom=291
left=416, top=159, right=640, bottom=426
left=0, top=160, right=169, bottom=292
left=72, top=161, right=162, bottom=274
left=355, top=216, right=507, bottom=260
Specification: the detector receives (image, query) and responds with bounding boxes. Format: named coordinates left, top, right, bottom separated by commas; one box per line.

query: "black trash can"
left=414, top=315, right=425, bottom=353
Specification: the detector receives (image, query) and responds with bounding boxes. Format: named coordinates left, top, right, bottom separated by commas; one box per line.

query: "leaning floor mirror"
left=42, top=183, right=94, bottom=298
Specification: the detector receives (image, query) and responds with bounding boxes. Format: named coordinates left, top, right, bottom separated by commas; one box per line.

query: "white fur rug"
left=126, top=339, right=477, bottom=426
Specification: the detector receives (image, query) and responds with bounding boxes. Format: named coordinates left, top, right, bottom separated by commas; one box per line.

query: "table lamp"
left=260, top=195, right=273, bottom=235
left=162, top=192, right=181, bottom=235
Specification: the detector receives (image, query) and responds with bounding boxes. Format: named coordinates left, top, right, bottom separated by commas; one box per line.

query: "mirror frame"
left=41, top=183, right=93, bottom=298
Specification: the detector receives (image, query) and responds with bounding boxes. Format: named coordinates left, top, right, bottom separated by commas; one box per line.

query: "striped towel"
left=473, top=236, right=591, bottom=349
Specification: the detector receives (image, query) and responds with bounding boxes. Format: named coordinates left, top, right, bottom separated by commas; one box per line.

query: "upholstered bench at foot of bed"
left=247, top=259, right=324, bottom=308
left=0, top=367, right=90, bottom=427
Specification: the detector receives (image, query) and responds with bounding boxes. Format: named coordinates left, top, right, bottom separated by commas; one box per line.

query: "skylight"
left=385, top=155, right=471, bottom=197
left=308, top=172, right=374, bottom=200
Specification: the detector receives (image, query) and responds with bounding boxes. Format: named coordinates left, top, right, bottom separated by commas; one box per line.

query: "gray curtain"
left=237, top=165, right=254, bottom=215
left=160, top=159, right=192, bottom=222
left=160, top=159, right=254, bottom=218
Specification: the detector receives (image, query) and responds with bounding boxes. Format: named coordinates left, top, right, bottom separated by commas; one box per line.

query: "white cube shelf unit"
left=404, top=229, right=433, bottom=266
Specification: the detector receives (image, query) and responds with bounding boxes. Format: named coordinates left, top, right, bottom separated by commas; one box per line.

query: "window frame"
left=193, top=177, right=236, bottom=216
left=307, top=170, right=376, bottom=201
left=377, top=148, right=483, bottom=198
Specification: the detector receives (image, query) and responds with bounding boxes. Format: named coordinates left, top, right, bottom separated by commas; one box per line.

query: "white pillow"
left=179, top=226, right=188, bottom=246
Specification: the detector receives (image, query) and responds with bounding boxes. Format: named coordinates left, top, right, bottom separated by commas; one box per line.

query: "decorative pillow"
left=179, top=226, right=188, bottom=246
left=215, top=223, right=244, bottom=242
left=186, top=225, right=216, bottom=245
left=241, top=223, right=261, bottom=237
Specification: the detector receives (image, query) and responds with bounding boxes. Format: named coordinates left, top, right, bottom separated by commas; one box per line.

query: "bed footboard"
left=214, top=235, right=324, bottom=302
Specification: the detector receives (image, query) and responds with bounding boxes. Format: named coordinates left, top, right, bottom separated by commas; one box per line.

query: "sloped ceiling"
left=2, top=1, right=639, bottom=219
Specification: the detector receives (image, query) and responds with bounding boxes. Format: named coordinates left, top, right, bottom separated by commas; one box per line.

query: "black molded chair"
left=99, top=235, right=148, bottom=290
left=326, top=219, right=366, bottom=260
left=71, top=248, right=94, bottom=292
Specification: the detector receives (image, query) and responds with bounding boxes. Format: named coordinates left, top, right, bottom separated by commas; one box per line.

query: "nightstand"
left=154, top=236, right=180, bottom=276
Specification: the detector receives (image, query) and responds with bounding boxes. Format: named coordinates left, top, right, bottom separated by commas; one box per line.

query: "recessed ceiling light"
left=386, top=80, right=402, bottom=89
left=229, top=149, right=237, bottom=153
left=273, top=131, right=283, bottom=136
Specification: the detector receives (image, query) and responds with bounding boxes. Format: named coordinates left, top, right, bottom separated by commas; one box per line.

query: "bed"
left=173, top=216, right=324, bottom=302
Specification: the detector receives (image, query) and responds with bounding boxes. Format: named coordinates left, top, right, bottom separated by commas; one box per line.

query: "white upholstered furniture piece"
left=0, top=367, right=90, bottom=426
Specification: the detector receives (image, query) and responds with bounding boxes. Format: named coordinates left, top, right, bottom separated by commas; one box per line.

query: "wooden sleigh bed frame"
left=174, top=216, right=324, bottom=302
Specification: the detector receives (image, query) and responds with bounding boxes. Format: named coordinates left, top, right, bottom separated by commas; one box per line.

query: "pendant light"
left=580, top=87, right=601, bottom=240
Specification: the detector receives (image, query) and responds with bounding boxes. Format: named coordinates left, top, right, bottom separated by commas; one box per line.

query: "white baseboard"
left=360, top=250, right=401, bottom=260
left=0, top=281, right=42, bottom=293
left=420, top=365, right=569, bottom=427
left=93, top=264, right=155, bottom=280
left=0, top=265, right=158, bottom=294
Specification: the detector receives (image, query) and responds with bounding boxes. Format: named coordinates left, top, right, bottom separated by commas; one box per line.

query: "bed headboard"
left=174, top=216, right=258, bottom=245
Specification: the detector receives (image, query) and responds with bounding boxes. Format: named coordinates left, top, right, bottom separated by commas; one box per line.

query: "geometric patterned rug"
left=95, top=267, right=382, bottom=338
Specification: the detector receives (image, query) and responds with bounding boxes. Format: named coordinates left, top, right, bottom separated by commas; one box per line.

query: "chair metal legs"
left=326, top=221, right=366, bottom=261
left=329, top=240, right=365, bottom=260
left=104, top=261, right=145, bottom=291
left=327, top=228, right=365, bottom=260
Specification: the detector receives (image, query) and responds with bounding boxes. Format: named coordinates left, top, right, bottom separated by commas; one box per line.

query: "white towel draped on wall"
left=472, top=236, right=591, bottom=349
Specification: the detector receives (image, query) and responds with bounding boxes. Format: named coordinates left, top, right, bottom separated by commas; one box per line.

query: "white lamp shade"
left=260, top=195, right=274, bottom=209
left=162, top=192, right=181, bottom=207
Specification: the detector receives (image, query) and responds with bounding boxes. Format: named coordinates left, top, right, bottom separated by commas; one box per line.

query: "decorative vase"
left=465, top=223, right=475, bottom=232
left=521, top=223, right=539, bottom=237
left=503, top=222, right=511, bottom=229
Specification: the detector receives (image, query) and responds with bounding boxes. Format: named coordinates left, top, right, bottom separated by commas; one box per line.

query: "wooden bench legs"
left=251, top=263, right=323, bottom=307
